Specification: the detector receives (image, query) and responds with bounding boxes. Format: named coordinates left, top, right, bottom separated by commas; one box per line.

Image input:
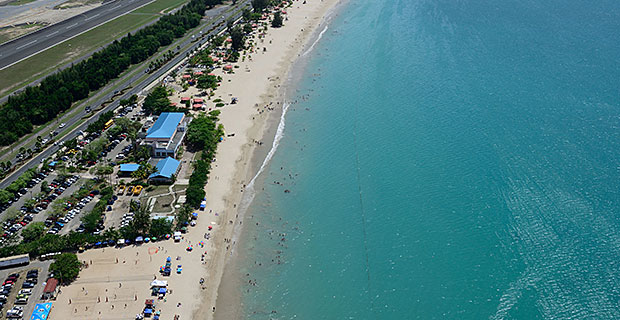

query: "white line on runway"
left=66, top=23, right=78, bottom=29
left=16, top=40, right=37, bottom=50
left=85, top=13, right=100, bottom=21
left=109, top=5, right=122, bottom=11
left=0, top=0, right=156, bottom=71
left=46, top=31, right=59, bottom=38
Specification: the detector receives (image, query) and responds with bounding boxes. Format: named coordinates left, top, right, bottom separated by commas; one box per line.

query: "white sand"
left=49, top=1, right=341, bottom=319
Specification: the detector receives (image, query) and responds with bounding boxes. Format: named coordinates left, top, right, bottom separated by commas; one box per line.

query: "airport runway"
left=0, top=0, right=156, bottom=70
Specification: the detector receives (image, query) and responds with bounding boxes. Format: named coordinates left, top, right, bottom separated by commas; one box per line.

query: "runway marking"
left=16, top=40, right=37, bottom=50
left=66, top=23, right=78, bottom=29
left=0, top=0, right=152, bottom=71
left=46, top=31, right=59, bottom=38
left=84, top=13, right=100, bottom=21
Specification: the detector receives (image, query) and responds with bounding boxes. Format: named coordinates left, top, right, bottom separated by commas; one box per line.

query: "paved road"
left=0, top=1, right=249, bottom=190
left=0, top=0, right=156, bottom=70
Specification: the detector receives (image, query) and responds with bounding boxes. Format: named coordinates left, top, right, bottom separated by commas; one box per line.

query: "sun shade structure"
left=119, top=163, right=140, bottom=172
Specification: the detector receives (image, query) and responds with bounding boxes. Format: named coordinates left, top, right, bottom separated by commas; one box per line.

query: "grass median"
left=0, top=0, right=192, bottom=98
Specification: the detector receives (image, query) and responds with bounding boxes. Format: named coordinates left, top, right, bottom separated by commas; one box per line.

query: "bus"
left=104, top=119, right=114, bottom=130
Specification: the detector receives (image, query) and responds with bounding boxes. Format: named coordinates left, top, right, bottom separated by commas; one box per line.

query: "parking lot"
left=0, top=260, right=51, bottom=319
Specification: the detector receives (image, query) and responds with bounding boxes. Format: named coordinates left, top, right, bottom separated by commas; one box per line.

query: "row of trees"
left=0, top=0, right=224, bottom=146
left=185, top=111, right=224, bottom=207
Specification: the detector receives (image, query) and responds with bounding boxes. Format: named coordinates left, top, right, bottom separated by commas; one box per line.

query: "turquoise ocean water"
left=234, top=0, right=620, bottom=318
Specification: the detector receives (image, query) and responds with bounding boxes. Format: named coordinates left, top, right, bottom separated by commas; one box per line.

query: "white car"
left=59, top=123, right=66, bottom=128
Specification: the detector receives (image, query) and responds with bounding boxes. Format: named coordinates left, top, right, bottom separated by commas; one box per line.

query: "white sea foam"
left=238, top=101, right=290, bottom=213
left=302, top=24, right=328, bottom=57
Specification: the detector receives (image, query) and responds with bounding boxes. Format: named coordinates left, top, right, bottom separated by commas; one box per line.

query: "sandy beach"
left=49, top=0, right=341, bottom=319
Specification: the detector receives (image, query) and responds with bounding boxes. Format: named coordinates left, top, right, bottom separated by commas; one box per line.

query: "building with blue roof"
left=144, top=112, right=190, bottom=158
left=148, top=157, right=181, bottom=184
left=119, top=163, right=141, bottom=177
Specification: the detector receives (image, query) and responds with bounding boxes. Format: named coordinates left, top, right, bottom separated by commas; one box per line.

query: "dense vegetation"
left=185, top=111, right=223, bottom=207
left=142, top=86, right=178, bottom=115
left=50, top=253, right=81, bottom=284
left=0, top=0, right=224, bottom=146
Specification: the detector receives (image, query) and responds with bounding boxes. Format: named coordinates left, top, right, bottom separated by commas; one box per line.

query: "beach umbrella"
left=145, top=237, right=150, bottom=243
left=165, top=234, right=171, bottom=239
left=158, top=288, right=167, bottom=294
left=166, top=257, right=171, bottom=262
left=95, top=242, right=102, bottom=246
left=151, top=236, right=157, bottom=241
left=125, top=239, right=131, bottom=244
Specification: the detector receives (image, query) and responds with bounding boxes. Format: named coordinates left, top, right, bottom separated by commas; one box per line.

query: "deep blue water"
left=236, top=0, right=620, bottom=318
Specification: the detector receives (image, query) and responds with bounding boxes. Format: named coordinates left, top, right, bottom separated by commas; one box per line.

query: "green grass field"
left=0, top=0, right=191, bottom=98
left=0, top=0, right=37, bottom=6
left=134, top=0, right=189, bottom=14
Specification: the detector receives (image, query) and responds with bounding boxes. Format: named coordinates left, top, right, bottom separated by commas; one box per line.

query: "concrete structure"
left=148, top=157, right=181, bottom=184
left=42, top=278, right=59, bottom=299
left=144, top=113, right=190, bottom=158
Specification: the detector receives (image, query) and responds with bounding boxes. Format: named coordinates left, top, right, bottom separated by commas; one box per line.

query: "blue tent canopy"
left=30, top=302, right=52, bottom=320
left=192, top=212, right=198, bottom=217
left=119, top=163, right=141, bottom=172
left=136, top=236, right=144, bottom=242
left=95, top=242, right=102, bottom=246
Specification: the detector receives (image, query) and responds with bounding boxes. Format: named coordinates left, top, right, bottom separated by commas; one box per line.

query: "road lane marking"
left=85, top=13, right=100, bottom=21
left=66, top=23, right=78, bottom=29
left=16, top=40, right=37, bottom=50
left=46, top=31, right=59, bottom=38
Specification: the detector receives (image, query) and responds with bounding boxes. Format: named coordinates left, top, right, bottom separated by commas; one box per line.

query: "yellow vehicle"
left=104, top=119, right=114, bottom=130
left=133, top=185, right=143, bottom=196
left=68, top=149, right=78, bottom=154
left=117, top=185, right=125, bottom=195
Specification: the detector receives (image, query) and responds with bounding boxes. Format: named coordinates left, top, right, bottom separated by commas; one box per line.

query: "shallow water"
left=235, top=0, right=620, bottom=318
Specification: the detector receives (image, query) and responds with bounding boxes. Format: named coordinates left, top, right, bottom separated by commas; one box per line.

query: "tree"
left=242, top=8, right=251, bottom=21
left=50, top=253, right=82, bottom=284
left=272, top=11, right=283, bottom=28
left=230, top=26, right=245, bottom=52
left=95, top=165, right=114, bottom=182
left=48, top=200, right=66, bottom=219
left=149, top=218, right=173, bottom=238
left=175, top=205, right=192, bottom=230
left=131, top=203, right=151, bottom=236
left=251, top=0, right=270, bottom=12
left=22, top=222, right=45, bottom=243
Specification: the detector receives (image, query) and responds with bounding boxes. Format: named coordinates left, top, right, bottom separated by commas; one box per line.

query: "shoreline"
left=208, top=0, right=344, bottom=318
left=47, top=1, right=344, bottom=320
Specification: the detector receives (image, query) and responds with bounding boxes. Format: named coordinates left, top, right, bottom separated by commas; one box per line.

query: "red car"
left=19, top=221, right=27, bottom=226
